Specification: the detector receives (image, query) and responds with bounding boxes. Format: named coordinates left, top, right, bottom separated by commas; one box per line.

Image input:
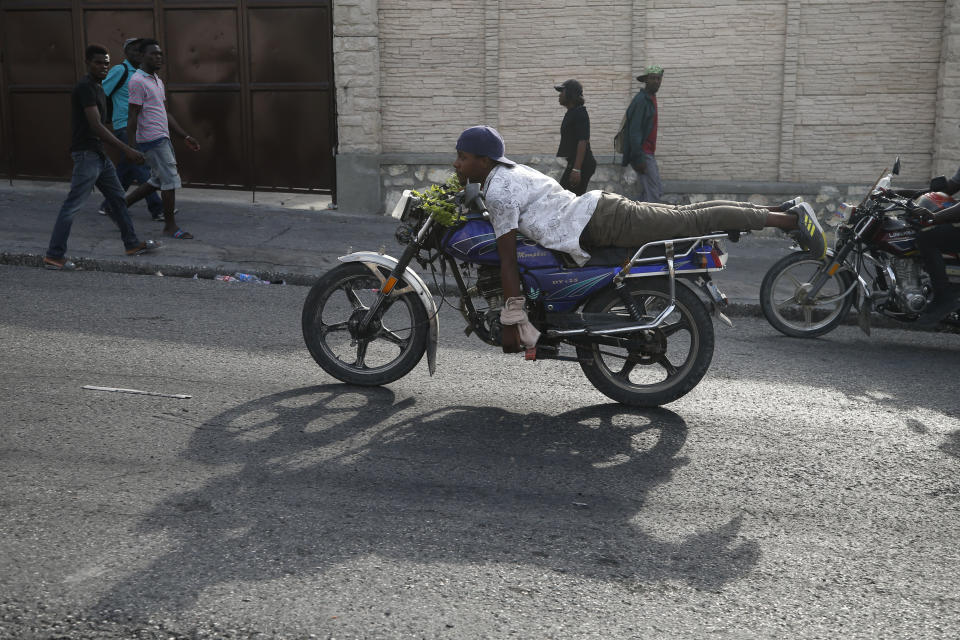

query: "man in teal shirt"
left=621, top=65, right=663, bottom=202
left=99, top=37, right=164, bottom=220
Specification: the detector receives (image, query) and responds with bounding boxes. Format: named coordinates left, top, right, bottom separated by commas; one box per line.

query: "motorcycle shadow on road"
left=92, top=384, right=759, bottom=620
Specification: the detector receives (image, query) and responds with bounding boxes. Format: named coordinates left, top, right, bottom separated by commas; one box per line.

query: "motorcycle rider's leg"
left=677, top=202, right=815, bottom=233
left=677, top=200, right=791, bottom=213
left=916, top=224, right=960, bottom=324
left=582, top=194, right=769, bottom=248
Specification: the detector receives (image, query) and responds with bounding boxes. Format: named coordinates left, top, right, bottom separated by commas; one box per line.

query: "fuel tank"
left=441, top=219, right=562, bottom=269
left=873, top=216, right=918, bottom=257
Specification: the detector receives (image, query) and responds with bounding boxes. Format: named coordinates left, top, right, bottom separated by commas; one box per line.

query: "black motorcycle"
left=760, top=158, right=960, bottom=337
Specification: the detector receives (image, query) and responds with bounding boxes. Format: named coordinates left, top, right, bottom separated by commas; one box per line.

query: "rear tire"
left=760, top=251, right=854, bottom=338
left=576, top=280, right=714, bottom=407
left=302, top=262, right=429, bottom=386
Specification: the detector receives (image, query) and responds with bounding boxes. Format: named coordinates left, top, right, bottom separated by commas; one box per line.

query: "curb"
left=0, top=251, right=320, bottom=287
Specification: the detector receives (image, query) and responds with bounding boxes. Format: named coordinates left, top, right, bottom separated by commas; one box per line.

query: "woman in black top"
left=555, top=79, right=596, bottom=196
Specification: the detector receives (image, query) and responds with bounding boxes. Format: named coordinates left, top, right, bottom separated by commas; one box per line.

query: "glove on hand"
left=500, top=296, right=541, bottom=349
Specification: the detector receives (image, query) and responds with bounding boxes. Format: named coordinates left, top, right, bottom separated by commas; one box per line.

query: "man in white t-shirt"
left=452, top=125, right=825, bottom=353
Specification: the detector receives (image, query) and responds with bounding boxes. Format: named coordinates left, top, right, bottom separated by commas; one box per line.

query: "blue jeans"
left=99, top=128, right=162, bottom=217
left=636, top=152, right=663, bottom=203
left=47, top=151, right=141, bottom=259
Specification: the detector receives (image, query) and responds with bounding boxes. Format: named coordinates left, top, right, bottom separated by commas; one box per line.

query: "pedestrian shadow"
left=92, top=385, right=760, bottom=619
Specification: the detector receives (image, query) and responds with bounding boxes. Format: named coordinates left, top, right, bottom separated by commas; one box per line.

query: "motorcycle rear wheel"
left=760, top=251, right=854, bottom=338
left=576, top=280, right=714, bottom=407
left=302, top=262, right=429, bottom=386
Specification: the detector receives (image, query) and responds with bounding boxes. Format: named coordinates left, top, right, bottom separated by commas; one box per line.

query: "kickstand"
left=857, top=299, right=871, bottom=336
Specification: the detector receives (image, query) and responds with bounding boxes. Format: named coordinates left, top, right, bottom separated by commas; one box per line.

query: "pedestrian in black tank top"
left=554, top=79, right=596, bottom=196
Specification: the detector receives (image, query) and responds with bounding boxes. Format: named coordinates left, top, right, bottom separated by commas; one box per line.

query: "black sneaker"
left=790, top=202, right=827, bottom=259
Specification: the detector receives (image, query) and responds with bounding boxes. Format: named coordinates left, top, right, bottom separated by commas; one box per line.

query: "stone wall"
left=378, top=1, right=486, bottom=153
left=333, top=0, right=382, bottom=213
left=334, top=0, right=960, bottom=213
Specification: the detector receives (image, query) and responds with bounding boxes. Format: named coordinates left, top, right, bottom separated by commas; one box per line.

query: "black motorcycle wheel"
left=302, top=262, right=429, bottom=386
left=760, top=251, right=854, bottom=338
left=576, top=280, right=714, bottom=407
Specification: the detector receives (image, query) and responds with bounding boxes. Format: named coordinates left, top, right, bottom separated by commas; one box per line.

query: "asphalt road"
left=2, top=265, right=958, bottom=639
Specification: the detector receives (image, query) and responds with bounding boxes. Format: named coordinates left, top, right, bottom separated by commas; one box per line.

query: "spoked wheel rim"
left=311, top=270, right=420, bottom=376
left=767, top=258, right=849, bottom=332
left=591, top=291, right=701, bottom=393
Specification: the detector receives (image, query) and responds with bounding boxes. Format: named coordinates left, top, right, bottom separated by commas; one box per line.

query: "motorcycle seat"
left=570, top=230, right=745, bottom=267
left=581, top=242, right=698, bottom=266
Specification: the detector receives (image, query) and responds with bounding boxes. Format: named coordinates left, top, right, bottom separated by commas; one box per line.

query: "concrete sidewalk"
left=0, top=180, right=797, bottom=312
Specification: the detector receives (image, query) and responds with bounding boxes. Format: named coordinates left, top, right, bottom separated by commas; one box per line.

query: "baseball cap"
left=123, top=37, right=143, bottom=50
left=637, top=64, right=664, bottom=81
left=456, top=126, right=516, bottom=167
left=554, top=79, right=583, bottom=97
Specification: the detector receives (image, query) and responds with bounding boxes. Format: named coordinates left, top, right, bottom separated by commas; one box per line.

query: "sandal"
left=166, top=229, right=194, bottom=240
left=125, top=239, right=161, bottom=256
left=43, top=256, right=78, bottom=271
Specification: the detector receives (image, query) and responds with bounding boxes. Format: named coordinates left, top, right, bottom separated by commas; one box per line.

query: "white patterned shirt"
left=127, top=70, right=169, bottom=143
left=482, top=163, right=600, bottom=266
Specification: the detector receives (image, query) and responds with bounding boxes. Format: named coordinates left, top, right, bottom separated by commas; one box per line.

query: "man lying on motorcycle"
left=451, top=125, right=828, bottom=353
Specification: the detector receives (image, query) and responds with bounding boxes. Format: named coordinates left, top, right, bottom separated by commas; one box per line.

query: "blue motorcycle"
left=302, top=185, right=739, bottom=406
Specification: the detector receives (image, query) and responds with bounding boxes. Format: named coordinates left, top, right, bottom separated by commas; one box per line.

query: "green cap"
left=637, top=65, right=664, bottom=81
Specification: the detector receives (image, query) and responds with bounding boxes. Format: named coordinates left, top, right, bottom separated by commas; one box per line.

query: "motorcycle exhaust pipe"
left=544, top=302, right=676, bottom=338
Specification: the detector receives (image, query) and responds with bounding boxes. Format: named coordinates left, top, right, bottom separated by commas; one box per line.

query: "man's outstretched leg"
left=583, top=195, right=827, bottom=258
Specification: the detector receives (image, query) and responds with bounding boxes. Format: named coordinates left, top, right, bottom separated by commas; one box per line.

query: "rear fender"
left=338, top=251, right=439, bottom=376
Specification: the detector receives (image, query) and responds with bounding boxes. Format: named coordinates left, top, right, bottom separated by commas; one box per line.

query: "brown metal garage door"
left=0, top=0, right=335, bottom=193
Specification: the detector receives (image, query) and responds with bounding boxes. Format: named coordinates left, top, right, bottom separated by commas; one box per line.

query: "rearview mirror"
left=463, top=182, right=487, bottom=212
left=464, top=182, right=481, bottom=204
left=892, top=157, right=901, bottom=175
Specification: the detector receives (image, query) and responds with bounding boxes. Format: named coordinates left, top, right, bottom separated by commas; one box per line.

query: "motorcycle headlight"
left=388, top=191, right=423, bottom=223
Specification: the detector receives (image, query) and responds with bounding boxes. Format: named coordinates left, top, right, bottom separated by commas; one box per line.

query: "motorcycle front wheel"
left=302, top=262, right=429, bottom=386
left=760, top=251, right=854, bottom=338
left=576, top=280, right=714, bottom=407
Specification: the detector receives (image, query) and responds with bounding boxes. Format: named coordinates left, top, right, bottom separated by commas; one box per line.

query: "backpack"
left=104, top=65, right=130, bottom=125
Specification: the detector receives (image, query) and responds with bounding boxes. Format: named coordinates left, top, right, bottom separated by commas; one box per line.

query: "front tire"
left=576, top=280, right=714, bottom=407
left=302, top=262, right=429, bottom=386
left=760, top=251, right=854, bottom=338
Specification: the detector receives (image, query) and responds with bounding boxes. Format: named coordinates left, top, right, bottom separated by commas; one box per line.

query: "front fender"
left=338, top=251, right=439, bottom=376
